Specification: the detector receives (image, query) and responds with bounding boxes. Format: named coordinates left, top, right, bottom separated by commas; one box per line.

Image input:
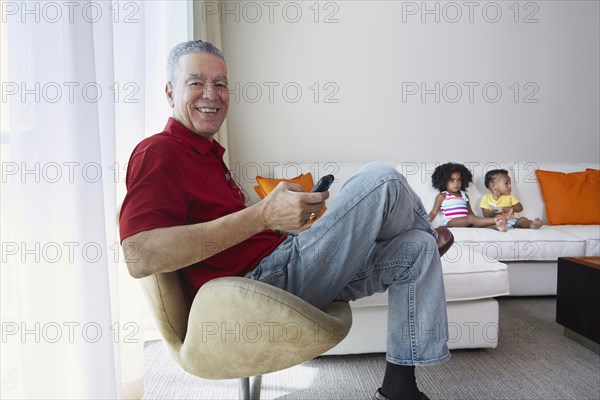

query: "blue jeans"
left=246, top=164, right=450, bottom=366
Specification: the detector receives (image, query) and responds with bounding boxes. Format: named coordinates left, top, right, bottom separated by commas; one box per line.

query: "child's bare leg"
left=515, top=217, right=543, bottom=229
left=447, top=215, right=500, bottom=228
left=446, top=217, right=475, bottom=227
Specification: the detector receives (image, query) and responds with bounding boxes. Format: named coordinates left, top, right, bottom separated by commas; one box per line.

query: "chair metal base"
left=238, top=376, right=262, bottom=400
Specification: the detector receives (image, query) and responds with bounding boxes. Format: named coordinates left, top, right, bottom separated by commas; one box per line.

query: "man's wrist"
left=251, top=202, right=269, bottom=231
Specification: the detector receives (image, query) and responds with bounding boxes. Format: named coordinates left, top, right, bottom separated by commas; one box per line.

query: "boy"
left=480, top=169, right=543, bottom=229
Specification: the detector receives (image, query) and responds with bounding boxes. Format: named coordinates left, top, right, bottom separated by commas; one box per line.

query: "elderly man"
left=119, top=40, right=453, bottom=400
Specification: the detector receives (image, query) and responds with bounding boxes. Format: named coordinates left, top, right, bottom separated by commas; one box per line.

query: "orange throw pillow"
left=253, top=172, right=326, bottom=223
left=535, top=169, right=600, bottom=225
left=254, top=173, right=316, bottom=197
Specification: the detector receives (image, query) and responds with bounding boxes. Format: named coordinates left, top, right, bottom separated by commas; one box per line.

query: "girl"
left=429, top=162, right=510, bottom=231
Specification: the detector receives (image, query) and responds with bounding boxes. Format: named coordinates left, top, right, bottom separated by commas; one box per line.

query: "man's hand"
left=258, top=182, right=329, bottom=231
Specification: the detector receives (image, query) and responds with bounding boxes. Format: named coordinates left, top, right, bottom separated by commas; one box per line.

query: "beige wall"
left=205, top=1, right=599, bottom=175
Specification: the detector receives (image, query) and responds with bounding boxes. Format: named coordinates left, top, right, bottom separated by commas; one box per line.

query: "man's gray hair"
left=167, top=40, right=225, bottom=83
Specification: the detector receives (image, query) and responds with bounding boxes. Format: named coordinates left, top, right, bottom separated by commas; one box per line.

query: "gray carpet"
left=143, top=297, right=600, bottom=399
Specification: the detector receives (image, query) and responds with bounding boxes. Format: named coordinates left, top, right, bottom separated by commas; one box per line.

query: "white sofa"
left=262, top=161, right=600, bottom=352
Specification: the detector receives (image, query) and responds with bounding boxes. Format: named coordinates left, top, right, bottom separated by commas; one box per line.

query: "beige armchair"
left=141, top=272, right=352, bottom=399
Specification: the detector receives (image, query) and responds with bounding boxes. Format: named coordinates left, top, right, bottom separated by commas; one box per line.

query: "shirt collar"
left=163, top=117, right=225, bottom=157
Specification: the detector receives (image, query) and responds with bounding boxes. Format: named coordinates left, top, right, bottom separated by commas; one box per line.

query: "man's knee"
left=403, top=230, right=438, bottom=260
left=357, top=163, right=405, bottom=183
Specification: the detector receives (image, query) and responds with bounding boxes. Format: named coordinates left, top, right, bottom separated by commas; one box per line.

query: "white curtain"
left=1, top=1, right=192, bottom=398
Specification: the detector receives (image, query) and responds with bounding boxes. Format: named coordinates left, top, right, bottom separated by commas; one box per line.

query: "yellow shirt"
left=480, top=193, right=520, bottom=218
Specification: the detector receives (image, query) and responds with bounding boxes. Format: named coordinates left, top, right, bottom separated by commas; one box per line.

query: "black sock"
left=380, top=362, right=420, bottom=400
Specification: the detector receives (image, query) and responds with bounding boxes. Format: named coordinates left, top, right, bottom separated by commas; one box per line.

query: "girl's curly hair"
left=431, top=162, right=473, bottom=192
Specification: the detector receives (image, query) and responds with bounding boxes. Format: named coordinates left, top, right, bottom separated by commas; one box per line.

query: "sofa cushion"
left=548, top=225, right=600, bottom=256
left=441, top=244, right=510, bottom=301
left=448, top=226, right=586, bottom=262
left=349, top=245, right=509, bottom=308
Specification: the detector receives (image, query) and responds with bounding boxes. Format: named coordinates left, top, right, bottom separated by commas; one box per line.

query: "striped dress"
left=440, top=190, right=469, bottom=225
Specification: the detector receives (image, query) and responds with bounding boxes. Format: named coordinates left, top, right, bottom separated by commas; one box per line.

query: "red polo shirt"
left=119, top=118, right=286, bottom=298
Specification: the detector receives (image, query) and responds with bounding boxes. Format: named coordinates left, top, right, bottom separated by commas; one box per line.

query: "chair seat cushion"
left=180, top=277, right=352, bottom=380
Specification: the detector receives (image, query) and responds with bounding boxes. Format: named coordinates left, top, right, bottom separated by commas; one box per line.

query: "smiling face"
left=446, top=171, right=462, bottom=194
left=165, top=52, right=229, bottom=140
